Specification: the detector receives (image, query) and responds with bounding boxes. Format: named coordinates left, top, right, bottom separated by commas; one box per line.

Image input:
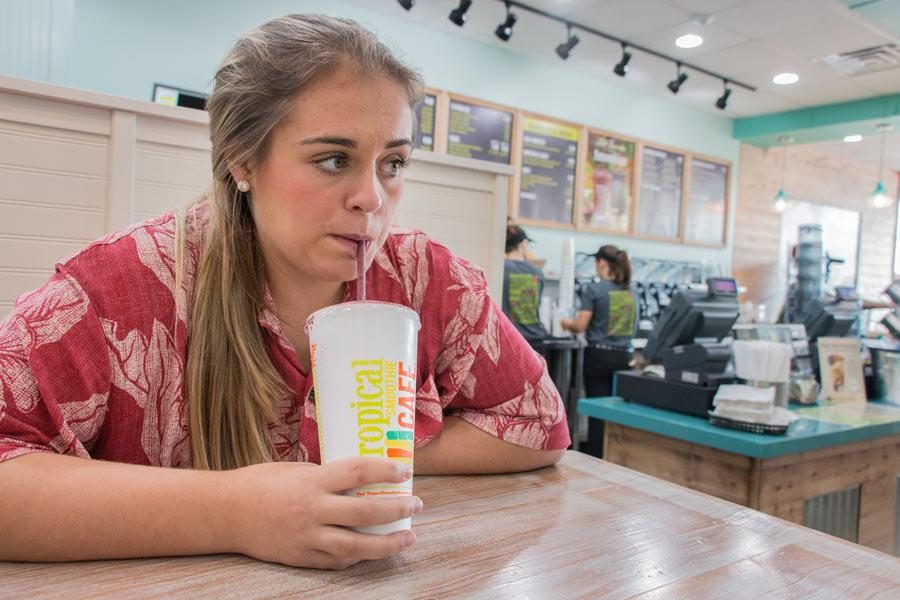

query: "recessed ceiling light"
left=843, top=134, right=863, bottom=143
left=773, top=72, right=799, bottom=85
left=675, top=34, right=703, bottom=49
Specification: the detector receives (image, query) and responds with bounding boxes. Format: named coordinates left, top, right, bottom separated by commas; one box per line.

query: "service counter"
left=579, top=391, right=900, bottom=556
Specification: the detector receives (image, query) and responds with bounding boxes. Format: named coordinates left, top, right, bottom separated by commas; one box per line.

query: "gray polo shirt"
left=579, top=279, right=636, bottom=347
left=502, top=259, right=549, bottom=341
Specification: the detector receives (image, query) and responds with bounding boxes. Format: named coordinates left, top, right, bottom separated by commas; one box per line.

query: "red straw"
left=356, top=240, right=367, bottom=302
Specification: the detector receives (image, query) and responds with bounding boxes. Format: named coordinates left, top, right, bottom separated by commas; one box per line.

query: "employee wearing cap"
left=561, top=244, right=636, bottom=457
left=503, top=224, right=549, bottom=346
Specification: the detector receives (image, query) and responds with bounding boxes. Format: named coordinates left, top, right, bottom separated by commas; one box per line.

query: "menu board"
left=685, top=159, right=728, bottom=245
left=414, top=93, right=436, bottom=152
left=637, top=146, right=684, bottom=239
left=447, top=100, right=512, bottom=164
left=517, top=117, right=579, bottom=224
left=581, top=133, right=634, bottom=231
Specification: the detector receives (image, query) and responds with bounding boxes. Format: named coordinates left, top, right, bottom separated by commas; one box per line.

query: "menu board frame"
left=413, top=88, right=440, bottom=153
left=444, top=92, right=516, bottom=166
left=414, top=84, right=733, bottom=246
left=682, top=153, right=731, bottom=248
left=577, top=127, right=639, bottom=235
left=633, top=141, right=687, bottom=242
left=510, top=110, right=583, bottom=230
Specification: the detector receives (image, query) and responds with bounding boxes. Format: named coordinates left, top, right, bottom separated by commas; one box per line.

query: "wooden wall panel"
left=733, top=143, right=898, bottom=315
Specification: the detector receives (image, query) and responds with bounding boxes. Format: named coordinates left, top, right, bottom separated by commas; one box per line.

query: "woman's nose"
left=347, top=169, right=384, bottom=213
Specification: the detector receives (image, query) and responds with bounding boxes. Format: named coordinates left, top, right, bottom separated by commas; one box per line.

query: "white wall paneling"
left=0, top=75, right=510, bottom=317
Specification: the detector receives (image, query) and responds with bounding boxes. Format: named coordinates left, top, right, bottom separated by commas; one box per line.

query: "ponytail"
left=615, top=249, right=631, bottom=287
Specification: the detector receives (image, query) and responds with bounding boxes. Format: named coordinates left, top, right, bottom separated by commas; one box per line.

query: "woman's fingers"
left=323, top=495, right=423, bottom=528
left=319, top=457, right=412, bottom=493
left=290, top=548, right=360, bottom=570
left=315, top=526, right=416, bottom=561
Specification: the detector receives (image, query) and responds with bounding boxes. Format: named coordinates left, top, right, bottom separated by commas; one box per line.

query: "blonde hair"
left=186, top=14, right=424, bottom=470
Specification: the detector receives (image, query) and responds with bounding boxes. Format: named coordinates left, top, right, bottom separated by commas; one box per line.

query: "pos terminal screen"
left=708, top=278, right=738, bottom=295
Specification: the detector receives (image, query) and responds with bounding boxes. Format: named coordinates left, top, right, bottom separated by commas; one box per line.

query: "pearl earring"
left=237, top=180, right=250, bottom=193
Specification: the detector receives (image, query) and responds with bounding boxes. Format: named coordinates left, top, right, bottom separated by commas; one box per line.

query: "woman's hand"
left=228, top=457, right=423, bottom=569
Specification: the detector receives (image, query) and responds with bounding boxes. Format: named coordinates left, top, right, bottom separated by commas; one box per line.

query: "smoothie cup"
left=306, top=301, right=420, bottom=534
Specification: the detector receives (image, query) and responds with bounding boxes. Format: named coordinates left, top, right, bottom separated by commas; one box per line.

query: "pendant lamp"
left=869, top=123, right=894, bottom=209
left=774, top=136, right=792, bottom=213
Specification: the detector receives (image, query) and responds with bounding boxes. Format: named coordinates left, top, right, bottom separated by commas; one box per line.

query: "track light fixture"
left=667, top=63, right=688, bottom=94
left=495, top=3, right=517, bottom=42
left=449, top=0, right=472, bottom=27
left=397, top=0, right=758, bottom=103
left=715, top=80, right=732, bottom=110
left=613, top=43, right=631, bottom=77
left=555, top=25, right=580, bottom=60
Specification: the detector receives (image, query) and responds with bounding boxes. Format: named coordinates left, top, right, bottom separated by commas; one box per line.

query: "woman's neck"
left=265, top=262, right=345, bottom=371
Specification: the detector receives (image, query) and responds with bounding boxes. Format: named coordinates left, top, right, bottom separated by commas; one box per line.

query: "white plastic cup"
left=306, top=301, right=420, bottom=534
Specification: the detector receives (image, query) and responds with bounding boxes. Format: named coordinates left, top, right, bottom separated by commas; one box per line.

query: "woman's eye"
left=382, top=157, right=410, bottom=178
left=315, top=155, right=349, bottom=173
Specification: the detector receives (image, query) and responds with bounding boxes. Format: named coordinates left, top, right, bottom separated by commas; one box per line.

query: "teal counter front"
left=577, top=395, right=900, bottom=556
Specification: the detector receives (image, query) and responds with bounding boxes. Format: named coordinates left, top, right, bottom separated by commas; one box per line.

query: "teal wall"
left=2, top=0, right=741, bottom=274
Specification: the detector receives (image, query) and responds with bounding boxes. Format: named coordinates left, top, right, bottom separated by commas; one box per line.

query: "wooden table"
left=579, top=396, right=900, bottom=556
left=2, top=452, right=898, bottom=599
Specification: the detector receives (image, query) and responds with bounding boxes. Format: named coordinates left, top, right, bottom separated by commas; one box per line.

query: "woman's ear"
left=228, top=162, right=255, bottom=187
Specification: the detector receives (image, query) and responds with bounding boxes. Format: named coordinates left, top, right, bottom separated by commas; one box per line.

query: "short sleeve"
left=579, top=281, right=598, bottom=313
left=422, top=244, right=569, bottom=451
left=0, top=269, right=111, bottom=463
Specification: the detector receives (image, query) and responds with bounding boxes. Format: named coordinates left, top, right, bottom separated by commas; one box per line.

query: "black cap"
left=506, top=225, right=534, bottom=250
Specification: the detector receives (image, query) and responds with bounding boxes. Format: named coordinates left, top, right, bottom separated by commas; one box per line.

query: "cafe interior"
left=1, top=0, right=899, bottom=596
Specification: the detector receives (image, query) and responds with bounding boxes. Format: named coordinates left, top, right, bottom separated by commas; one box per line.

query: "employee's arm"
left=0, top=452, right=417, bottom=567
left=561, top=310, right=592, bottom=334
left=414, top=416, right=565, bottom=475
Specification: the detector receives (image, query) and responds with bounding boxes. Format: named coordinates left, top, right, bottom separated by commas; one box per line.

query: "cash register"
left=616, top=277, right=741, bottom=417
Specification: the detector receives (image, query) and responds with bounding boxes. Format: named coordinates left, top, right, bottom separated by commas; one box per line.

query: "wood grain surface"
left=1, top=452, right=898, bottom=599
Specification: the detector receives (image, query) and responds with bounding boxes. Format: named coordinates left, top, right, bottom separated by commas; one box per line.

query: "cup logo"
left=351, top=359, right=416, bottom=463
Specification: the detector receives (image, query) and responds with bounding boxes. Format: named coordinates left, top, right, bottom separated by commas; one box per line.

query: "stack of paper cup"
left=733, top=340, right=792, bottom=408
left=733, top=340, right=792, bottom=384
left=306, top=301, right=420, bottom=534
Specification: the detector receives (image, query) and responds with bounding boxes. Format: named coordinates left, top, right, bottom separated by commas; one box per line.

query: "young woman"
left=0, top=14, right=568, bottom=569
left=560, top=245, right=635, bottom=456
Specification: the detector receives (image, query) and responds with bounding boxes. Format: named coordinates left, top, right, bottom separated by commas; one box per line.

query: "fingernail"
left=401, top=465, right=414, bottom=480
left=401, top=530, right=416, bottom=548
left=412, top=497, right=424, bottom=514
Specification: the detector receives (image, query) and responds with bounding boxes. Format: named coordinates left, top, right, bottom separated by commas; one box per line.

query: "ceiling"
left=362, top=0, right=900, bottom=170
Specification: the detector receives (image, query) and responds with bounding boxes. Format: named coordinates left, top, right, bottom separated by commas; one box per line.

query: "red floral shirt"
left=0, top=209, right=569, bottom=467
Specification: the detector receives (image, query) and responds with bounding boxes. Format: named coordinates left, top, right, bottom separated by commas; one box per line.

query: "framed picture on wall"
left=446, top=97, right=513, bottom=164
left=515, top=115, right=580, bottom=225
left=636, top=145, right=684, bottom=239
left=684, top=157, right=729, bottom=246
left=580, top=131, right=635, bottom=233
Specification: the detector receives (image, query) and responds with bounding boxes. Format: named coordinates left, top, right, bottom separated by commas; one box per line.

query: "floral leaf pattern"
left=0, top=210, right=569, bottom=467
left=0, top=275, right=88, bottom=413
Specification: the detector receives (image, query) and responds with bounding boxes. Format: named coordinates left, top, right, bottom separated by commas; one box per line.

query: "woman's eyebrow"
left=297, top=137, right=411, bottom=149
left=299, top=136, right=356, bottom=148
left=385, top=138, right=412, bottom=149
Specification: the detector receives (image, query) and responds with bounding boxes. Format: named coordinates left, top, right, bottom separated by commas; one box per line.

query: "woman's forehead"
left=280, top=70, right=413, bottom=141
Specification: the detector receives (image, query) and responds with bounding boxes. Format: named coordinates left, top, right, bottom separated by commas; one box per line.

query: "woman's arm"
left=0, top=453, right=420, bottom=568
left=561, top=310, right=592, bottom=334
left=414, top=417, right=565, bottom=475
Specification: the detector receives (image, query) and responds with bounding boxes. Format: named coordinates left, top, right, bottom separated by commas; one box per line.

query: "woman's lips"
left=330, top=234, right=366, bottom=256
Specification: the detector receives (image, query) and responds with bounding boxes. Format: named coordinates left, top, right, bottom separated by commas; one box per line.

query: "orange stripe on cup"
left=387, top=447, right=413, bottom=459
